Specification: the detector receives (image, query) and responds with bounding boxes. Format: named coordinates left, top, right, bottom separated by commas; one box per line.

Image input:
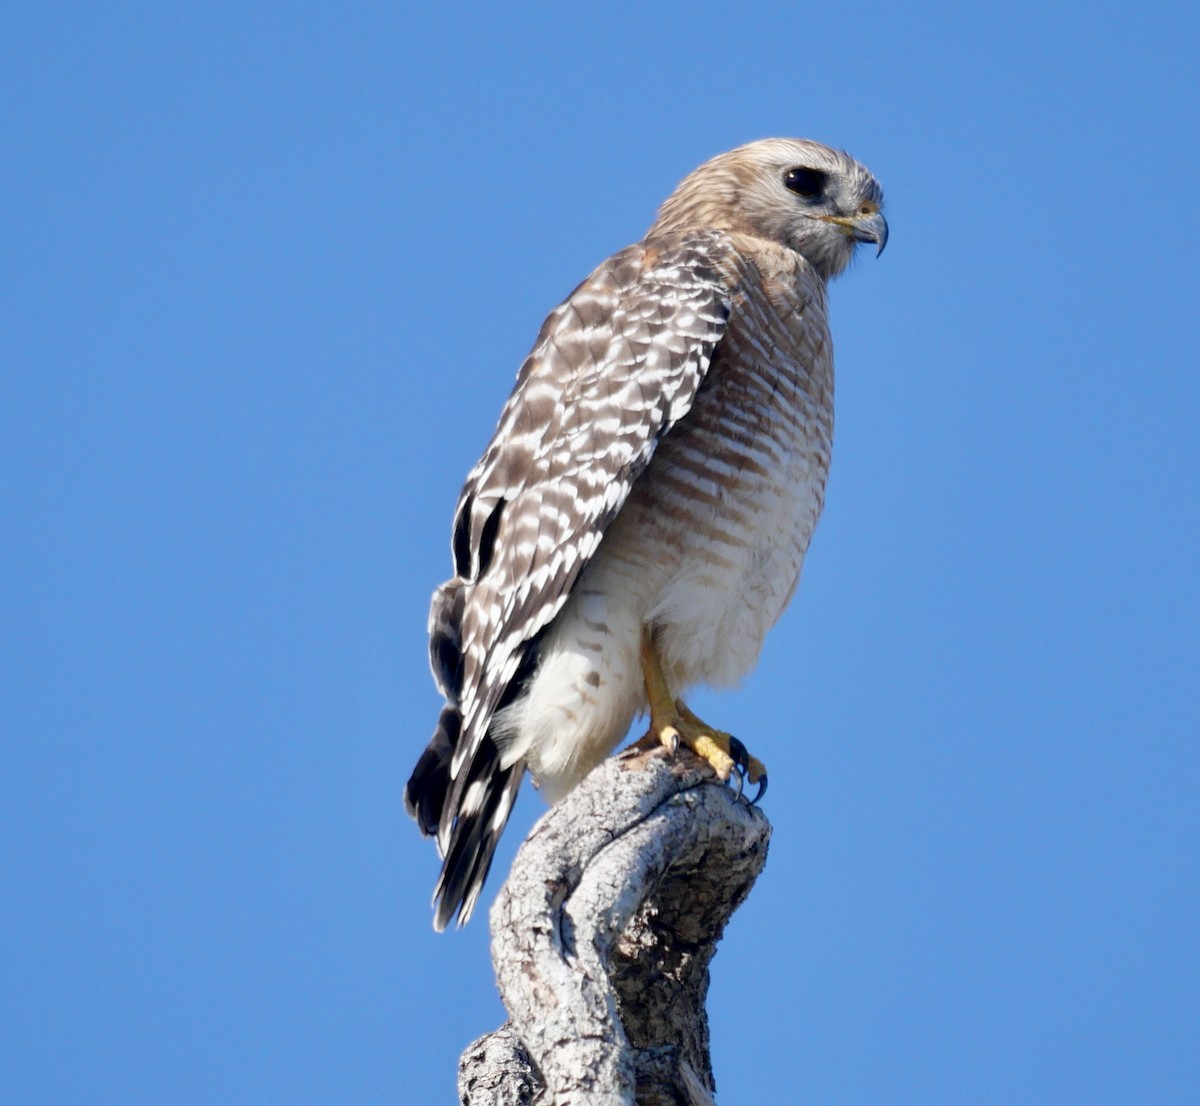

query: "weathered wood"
left=458, top=745, right=770, bottom=1106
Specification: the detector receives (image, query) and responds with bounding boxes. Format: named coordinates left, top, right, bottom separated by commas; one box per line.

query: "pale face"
left=651, top=138, right=887, bottom=280
left=726, top=140, right=887, bottom=279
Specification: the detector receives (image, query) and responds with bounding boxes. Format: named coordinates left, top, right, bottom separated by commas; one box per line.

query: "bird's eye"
left=784, top=167, right=827, bottom=200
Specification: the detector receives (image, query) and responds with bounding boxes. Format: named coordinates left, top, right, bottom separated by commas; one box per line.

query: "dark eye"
left=784, top=167, right=827, bottom=199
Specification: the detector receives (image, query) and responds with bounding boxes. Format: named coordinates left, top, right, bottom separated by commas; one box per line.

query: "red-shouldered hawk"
left=406, top=139, right=887, bottom=929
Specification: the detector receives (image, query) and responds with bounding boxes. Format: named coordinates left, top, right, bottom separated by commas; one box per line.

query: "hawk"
left=406, top=138, right=887, bottom=929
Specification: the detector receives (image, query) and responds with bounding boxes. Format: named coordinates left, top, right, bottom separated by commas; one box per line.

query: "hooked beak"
left=852, top=210, right=888, bottom=256
left=823, top=208, right=889, bottom=257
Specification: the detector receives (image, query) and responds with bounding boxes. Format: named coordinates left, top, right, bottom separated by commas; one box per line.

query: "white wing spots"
left=460, top=778, right=486, bottom=816
left=434, top=234, right=740, bottom=816
left=490, top=784, right=517, bottom=833
left=412, top=138, right=882, bottom=930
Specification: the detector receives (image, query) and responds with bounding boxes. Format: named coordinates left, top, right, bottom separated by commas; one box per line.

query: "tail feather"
left=432, top=752, right=524, bottom=930
left=410, top=556, right=546, bottom=927
left=404, top=705, right=459, bottom=840
left=427, top=581, right=465, bottom=702
left=406, top=704, right=527, bottom=929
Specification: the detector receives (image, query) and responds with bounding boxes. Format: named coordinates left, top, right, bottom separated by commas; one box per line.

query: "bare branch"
left=459, top=746, right=771, bottom=1106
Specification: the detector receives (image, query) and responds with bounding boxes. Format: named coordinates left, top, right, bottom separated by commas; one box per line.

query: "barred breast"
left=496, top=248, right=833, bottom=798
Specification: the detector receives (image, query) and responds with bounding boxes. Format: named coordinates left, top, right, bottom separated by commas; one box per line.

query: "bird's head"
left=650, top=138, right=887, bottom=281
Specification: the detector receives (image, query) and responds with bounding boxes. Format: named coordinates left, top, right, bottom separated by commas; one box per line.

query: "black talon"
left=665, top=729, right=679, bottom=757
left=727, top=736, right=751, bottom=802
left=726, top=736, right=767, bottom=806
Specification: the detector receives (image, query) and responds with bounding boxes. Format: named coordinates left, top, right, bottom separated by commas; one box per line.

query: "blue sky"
left=2, top=3, right=1197, bottom=1103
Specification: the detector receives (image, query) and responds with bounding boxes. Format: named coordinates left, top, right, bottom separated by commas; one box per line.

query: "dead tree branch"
left=458, top=745, right=771, bottom=1106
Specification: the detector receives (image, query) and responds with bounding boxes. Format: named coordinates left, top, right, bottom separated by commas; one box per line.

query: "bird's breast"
left=589, top=281, right=834, bottom=690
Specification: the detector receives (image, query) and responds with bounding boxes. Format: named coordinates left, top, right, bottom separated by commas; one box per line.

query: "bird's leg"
left=636, top=628, right=768, bottom=802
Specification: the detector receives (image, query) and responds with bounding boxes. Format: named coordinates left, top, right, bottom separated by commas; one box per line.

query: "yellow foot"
left=677, top=700, right=767, bottom=791
left=639, top=630, right=768, bottom=803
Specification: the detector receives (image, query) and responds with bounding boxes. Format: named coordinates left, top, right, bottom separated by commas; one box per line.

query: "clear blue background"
left=3, top=3, right=1197, bottom=1103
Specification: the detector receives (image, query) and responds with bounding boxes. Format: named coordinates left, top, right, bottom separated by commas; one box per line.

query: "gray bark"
left=458, top=745, right=771, bottom=1106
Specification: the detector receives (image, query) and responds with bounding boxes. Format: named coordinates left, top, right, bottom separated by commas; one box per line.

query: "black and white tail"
left=405, top=574, right=536, bottom=930
left=404, top=703, right=525, bottom=930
